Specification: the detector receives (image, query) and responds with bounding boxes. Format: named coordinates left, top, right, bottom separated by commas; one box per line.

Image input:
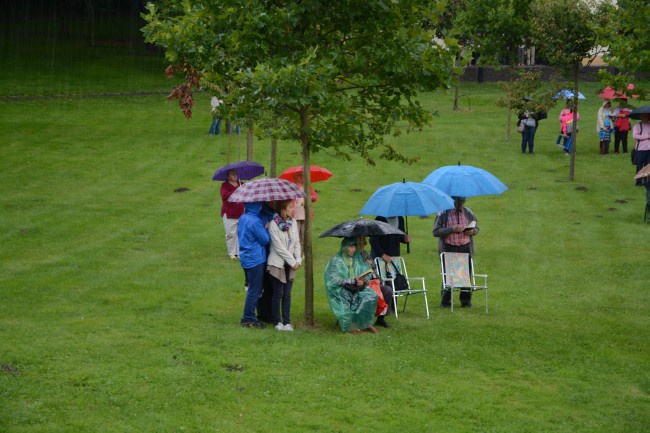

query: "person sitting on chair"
left=357, top=236, right=392, bottom=328
left=432, top=196, right=479, bottom=308
left=369, top=216, right=410, bottom=263
left=324, top=237, right=379, bottom=334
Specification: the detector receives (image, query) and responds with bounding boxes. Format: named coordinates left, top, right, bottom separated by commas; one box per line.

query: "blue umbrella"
left=359, top=182, right=454, bottom=217
left=212, top=160, right=264, bottom=181
left=554, top=90, right=586, bottom=100
left=422, top=164, right=508, bottom=198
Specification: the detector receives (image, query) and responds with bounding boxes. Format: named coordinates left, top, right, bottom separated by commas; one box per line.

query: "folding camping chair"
left=375, top=257, right=429, bottom=319
left=440, top=252, right=488, bottom=313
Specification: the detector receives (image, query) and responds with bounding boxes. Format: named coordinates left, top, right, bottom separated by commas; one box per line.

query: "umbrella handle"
left=405, top=215, right=410, bottom=254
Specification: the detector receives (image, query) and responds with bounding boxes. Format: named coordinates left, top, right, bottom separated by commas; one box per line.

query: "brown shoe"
left=366, top=326, right=379, bottom=334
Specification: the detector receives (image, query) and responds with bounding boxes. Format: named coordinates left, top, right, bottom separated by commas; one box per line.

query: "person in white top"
left=208, top=96, right=222, bottom=135
left=266, top=200, right=302, bottom=331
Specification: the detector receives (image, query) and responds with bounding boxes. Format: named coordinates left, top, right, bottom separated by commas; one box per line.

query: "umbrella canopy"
left=228, top=177, right=307, bottom=203
left=598, top=84, right=639, bottom=100
left=320, top=218, right=406, bottom=238
left=212, top=161, right=264, bottom=181
left=422, top=164, right=509, bottom=198
left=629, top=106, right=650, bottom=120
left=634, top=164, right=650, bottom=180
left=279, top=165, right=333, bottom=183
left=554, top=90, right=586, bottom=100
left=359, top=182, right=454, bottom=217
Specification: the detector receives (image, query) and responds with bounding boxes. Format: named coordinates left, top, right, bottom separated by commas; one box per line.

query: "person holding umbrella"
left=220, top=170, right=245, bottom=259
left=213, top=161, right=265, bottom=259
left=612, top=97, right=632, bottom=154
left=432, top=196, right=480, bottom=308
left=290, top=171, right=318, bottom=246
left=324, top=237, right=379, bottom=334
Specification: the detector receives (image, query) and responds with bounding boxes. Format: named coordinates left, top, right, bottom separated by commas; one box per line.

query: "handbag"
left=343, top=282, right=361, bottom=294
left=387, top=262, right=409, bottom=292
left=631, top=149, right=637, bottom=165
left=516, top=120, right=525, bottom=133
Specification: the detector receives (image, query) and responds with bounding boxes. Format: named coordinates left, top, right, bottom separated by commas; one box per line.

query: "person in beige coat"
left=267, top=200, right=302, bottom=331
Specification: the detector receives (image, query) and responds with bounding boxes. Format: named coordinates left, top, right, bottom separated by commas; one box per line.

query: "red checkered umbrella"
left=228, top=177, right=307, bottom=203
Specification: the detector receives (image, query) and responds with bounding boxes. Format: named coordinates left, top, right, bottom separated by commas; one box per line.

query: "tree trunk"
left=506, top=63, right=515, bottom=142
left=246, top=126, right=253, bottom=161
left=452, top=52, right=461, bottom=111
left=300, top=107, right=314, bottom=326
left=270, top=139, right=277, bottom=178
left=569, top=68, right=580, bottom=181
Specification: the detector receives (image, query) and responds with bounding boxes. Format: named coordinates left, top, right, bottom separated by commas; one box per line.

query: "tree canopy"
left=143, top=0, right=454, bottom=165
left=142, top=0, right=455, bottom=324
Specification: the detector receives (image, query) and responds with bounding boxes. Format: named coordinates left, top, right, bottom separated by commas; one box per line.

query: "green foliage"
left=454, top=0, right=531, bottom=67
left=529, top=0, right=599, bottom=74
left=596, top=0, right=649, bottom=99
left=142, top=0, right=455, bottom=165
left=496, top=70, right=561, bottom=115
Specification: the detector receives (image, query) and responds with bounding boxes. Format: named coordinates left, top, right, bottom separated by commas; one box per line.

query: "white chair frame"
left=440, top=252, right=488, bottom=313
left=374, top=257, right=429, bottom=319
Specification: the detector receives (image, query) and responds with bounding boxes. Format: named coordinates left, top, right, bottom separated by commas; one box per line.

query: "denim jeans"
left=270, top=267, right=294, bottom=325
left=209, top=117, right=222, bottom=135
left=242, top=263, right=265, bottom=322
left=521, top=125, right=537, bottom=153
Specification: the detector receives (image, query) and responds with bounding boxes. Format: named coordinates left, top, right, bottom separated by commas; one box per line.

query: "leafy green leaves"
left=142, top=0, right=453, bottom=163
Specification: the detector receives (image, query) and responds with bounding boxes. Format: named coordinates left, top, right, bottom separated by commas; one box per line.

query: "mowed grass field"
left=0, top=40, right=648, bottom=432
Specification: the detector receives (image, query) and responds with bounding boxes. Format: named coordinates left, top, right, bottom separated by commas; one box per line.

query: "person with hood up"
left=238, top=202, right=271, bottom=328
left=324, top=237, right=379, bottom=334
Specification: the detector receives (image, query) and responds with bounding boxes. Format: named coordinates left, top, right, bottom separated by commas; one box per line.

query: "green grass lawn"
left=0, top=46, right=648, bottom=432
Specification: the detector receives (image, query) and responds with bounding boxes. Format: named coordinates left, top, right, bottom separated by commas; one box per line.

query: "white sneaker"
left=283, top=323, right=294, bottom=331
left=275, top=323, right=285, bottom=331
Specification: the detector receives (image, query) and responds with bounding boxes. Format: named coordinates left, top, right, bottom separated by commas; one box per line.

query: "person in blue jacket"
left=238, top=202, right=271, bottom=328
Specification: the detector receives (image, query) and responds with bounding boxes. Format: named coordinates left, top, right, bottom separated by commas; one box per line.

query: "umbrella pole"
left=405, top=215, right=410, bottom=254
left=402, top=177, right=410, bottom=254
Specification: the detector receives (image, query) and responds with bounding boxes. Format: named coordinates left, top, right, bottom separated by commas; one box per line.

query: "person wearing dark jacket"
left=432, top=196, right=479, bottom=308
left=369, top=216, right=410, bottom=262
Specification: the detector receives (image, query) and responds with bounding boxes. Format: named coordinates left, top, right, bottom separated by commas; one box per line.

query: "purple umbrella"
left=228, top=177, right=307, bottom=203
left=212, top=161, right=265, bottom=181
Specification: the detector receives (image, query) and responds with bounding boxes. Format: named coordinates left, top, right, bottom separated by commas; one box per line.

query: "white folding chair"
left=375, top=257, right=429, bottom=319
left=440, top=252, right=488, bottom=313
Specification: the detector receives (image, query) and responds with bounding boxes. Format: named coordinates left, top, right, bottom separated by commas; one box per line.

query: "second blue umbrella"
left=359, top=182, right=454, bottom=217
left=422, top=165, right=508, bottom=198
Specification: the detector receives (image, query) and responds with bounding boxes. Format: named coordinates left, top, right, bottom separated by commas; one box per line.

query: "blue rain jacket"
left=238, top=202, right=270, bottom=269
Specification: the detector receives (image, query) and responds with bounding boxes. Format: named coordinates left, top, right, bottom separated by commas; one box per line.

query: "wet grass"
left=0, top=46, right=649, bottom=433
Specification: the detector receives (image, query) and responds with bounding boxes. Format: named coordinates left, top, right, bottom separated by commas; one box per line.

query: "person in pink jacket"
left=632, top=112, right=650, bottom=186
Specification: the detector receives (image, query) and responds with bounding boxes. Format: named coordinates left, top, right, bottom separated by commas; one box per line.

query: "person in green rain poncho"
left=324, top=237, right=379, bottom=334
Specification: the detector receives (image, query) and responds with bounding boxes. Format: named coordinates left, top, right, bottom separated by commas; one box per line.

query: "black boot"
left=376, top=315, right=390, bottom=328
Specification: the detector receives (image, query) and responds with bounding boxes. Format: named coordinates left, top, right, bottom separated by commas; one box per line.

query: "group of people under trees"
left=219, top=169, right=317, bottom=332
left=220, top=170, right=482, bottom=333
left=597, top=98, right=634, bottom=156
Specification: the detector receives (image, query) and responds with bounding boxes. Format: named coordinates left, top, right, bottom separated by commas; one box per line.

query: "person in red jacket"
left=220, top=170, right=245, bottom=259
left=613, top=97, right=633, bottom=154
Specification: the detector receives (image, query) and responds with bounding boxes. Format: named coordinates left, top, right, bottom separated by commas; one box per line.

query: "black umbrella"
left=319, top=218, right=405, bottom=238
left=629, top=106, right=650, bottom=120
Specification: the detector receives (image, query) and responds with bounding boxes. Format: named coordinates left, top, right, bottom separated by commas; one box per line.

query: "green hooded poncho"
left=324, top=237, right=378, bottom=332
